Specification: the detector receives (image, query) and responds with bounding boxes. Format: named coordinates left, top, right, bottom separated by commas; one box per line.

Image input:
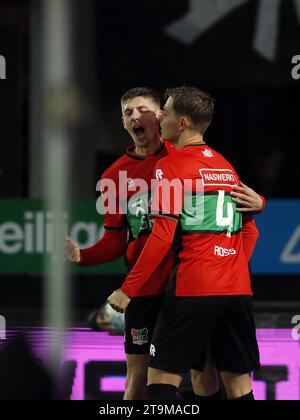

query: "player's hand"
left=64, top=236, right=81, bottom=263
left=231, top=182, right=263, bottom=213
left=90, top=303, right=125, bottom=334
left=94, top=307, right=116, bottom=333
left=107, top=289, right=131, bottom=314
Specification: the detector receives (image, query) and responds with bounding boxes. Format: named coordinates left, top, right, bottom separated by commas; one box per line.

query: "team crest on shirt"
left=202, top=148, right=214, bottom=158
left=156, top=169, right=164, bottom=180
left=131, top=328, right=149, bottom=346
left=127, top=178, right=135, bottom=189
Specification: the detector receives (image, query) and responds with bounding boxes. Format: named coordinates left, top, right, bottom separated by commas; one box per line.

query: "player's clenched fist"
left=64, top=236, right=81, bottom=263
left=107, top=289, right=131, bottom=314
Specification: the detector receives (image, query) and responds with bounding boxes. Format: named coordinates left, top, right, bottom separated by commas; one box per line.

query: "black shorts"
left=149, top=295, right=260, bottom=375
left=124, top=295, right=164, bottom=355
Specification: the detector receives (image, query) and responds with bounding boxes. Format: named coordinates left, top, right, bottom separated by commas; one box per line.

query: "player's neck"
left=134, top=135, right=163, bottom=156
left=175, top=133, right=205, bottom=150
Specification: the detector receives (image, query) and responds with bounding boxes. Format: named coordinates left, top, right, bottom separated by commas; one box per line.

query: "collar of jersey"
left=184, top=143, right=207, bottom=148
left=126, top=141, right=165, bottom=160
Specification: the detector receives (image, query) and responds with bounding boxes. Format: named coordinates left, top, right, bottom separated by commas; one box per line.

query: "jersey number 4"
left=216, top=190, right=234, bottom=237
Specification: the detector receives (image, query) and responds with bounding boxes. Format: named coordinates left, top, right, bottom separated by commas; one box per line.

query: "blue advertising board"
left=252, top=200, right=300, bottom=274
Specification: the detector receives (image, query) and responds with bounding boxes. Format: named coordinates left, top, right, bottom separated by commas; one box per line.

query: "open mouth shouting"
left=133, top=125, right=146, bottom=139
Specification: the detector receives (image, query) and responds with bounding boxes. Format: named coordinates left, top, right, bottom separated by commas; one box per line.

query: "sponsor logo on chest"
left=200, top=169, right=238, bottom=187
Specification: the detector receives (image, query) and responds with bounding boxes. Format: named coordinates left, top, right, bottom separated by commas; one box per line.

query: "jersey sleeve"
left=80, top=173, right=128, bottom=266
left=230, top=165, right=260, bottom=259
left=80, top=228, right=127, bottom=266
left=242, top=214, right=260, bottom=261
left=121, top=217, right=177, bottom=297
left=121, top=158, right=180, bottom=297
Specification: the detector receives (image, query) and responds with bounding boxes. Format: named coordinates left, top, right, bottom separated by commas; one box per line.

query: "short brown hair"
left=121, top=87, right=161, bottom=107
left=165, top=87, right=215, bottom=134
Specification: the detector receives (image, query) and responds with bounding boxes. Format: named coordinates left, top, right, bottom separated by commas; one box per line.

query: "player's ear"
left=179, top=117, right=189, bottom=131
left=122, top=116, right=126, bottom=130
left=157, top=110, right=163, bottom=125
